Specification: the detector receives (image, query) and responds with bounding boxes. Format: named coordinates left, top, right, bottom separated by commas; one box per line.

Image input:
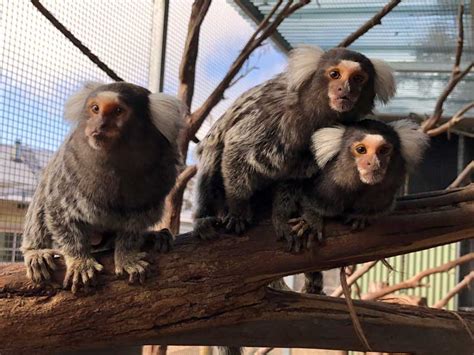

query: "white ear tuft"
left=311, top=126, right=346, bottom=168
left=64, top=82, right=103, bottom=121
left=148, top=93, right=187, bottom=144
left=287, top=45, right=324, bottom=92
left=371, top=59, right=396, bottom=104
left=389, top=119, right=429, bottom=171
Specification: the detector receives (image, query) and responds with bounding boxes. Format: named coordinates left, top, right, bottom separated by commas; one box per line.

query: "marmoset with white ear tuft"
left=21, top=82, right=185, bottom=293
left=272, top=119, right=429, bottom=295
left=194, top=46, right=396, bottom=239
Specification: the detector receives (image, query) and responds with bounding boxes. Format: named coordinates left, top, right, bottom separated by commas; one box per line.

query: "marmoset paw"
left=192, top=217, right=221, bottom=240
left=24, top=249, right=58, bottom=284
left=223, top=214, right=250, bottom=235
left=344, top=216, right=370, bottom=231
left=63, top=255, right=103, bottom=294
left=115, top=251, right=150, bottom=285
left=287, top=217, right=324, bottom=252
left=147, top=228, right=174, bottom=253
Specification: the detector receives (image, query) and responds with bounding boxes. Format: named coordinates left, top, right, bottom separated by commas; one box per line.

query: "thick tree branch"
left=159, top=165, right=198, bottom=234
left=433, top=271, right=474, bottom=309
left=337, top=0, right=401, bottom=48
left=1, top=185, right=474, bottom=353
left=361, top=253, right=474, bottom=301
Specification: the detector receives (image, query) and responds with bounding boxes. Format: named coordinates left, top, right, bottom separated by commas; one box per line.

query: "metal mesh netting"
left=0, top=0, right=154, bottom=262
left=233, top=0, right=474, bottom=117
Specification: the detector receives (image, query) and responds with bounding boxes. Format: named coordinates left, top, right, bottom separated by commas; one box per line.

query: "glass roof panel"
left=231, top=0, right=473, bottom=123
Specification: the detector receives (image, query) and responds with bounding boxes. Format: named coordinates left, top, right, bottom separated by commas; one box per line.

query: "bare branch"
left=331, top=261, right=378, bottom=297
left=228, top=65, right=259, bottom=88
left=338, top=0, right=401, bottom=48
left=453, top=4, right=464, bottom=76
left=340, top=267, right=372, bottom=351
left=427, top=101, right=474, bottom=137
left=178, top=0, right=212, bottom=108
left=422, top=4, right=473, bottom=132
left=361, top=253, right=474, bottom=301
left=433, top=271, right=474, bottom=309
left=30, top=0, right=123, bottom=81
left=255, top=347, right=273, bottom=355
left=185, top=0, right=310, bottom=143
left=159, top=165, right=198, bottom=234
left=447, top=160, right=474, bottom=189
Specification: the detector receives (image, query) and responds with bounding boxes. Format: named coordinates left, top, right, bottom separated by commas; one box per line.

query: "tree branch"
left=159, top=165, right=198, bottom=234
left=178, top=0, right=212, bottom=108
left=337, top=0, right=401, bottom=48
left=426, top=102, right=474, bottom=137
left=433, top=271, right=474, bottom=309
left=331, top=261, right=378, bottom=297
left=361, top=253, right=474, bottom=301
left=1, top=185, right=474, bottom=353
left=448, top=160, right=474, bottom=189
left=185, top=0, right=310, bottom=145
left=30, top=0, right=123, bottom=82
left=422, top=4, right=473, bottom=132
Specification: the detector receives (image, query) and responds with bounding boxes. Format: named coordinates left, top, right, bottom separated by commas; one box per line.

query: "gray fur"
left=272, top=119, right=427, bottom=293
left=194, top=47, right=393, bottom=237
left=388, top=119, right=429, bottom=171
left=22, top=82, right=183, bottom=292
left=272, top=119, right=428, bottom=248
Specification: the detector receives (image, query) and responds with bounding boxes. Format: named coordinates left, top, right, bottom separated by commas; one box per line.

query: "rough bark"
left=1, top=185, right=474, bottom=354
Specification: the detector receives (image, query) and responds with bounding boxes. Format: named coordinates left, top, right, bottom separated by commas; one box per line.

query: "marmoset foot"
left=63, top=255, right=103, bottom=294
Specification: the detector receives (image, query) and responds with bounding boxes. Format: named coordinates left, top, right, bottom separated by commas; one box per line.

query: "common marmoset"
left=271, top=119, right=429, bottom=292
left=21, top=82, right=185, bottom=293
left=194, top=46, right=396, bottom=238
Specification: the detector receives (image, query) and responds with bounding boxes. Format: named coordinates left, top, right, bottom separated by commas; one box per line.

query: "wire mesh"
left=0, top=0, right=154, bottom=262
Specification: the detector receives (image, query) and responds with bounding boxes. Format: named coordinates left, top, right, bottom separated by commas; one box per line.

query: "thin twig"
left=331, top=261, right=378, bottom=297
left=447, top=160, right=474, bottom=189
left=338, top=0, right=401, bottom=48
left=433, top=271, right=474, bottom=309
left=228, top=65, right=259, bottom=88
left=427, top=102, right=474, bottom=137
left=422, top=4, right=473, bottom=132
left=31, top=0, right=123, bottom=82
left=453, top=3, right=464, bottom=76
left=340, top=267, right=372, bottom=351
left=255, top=347, right=274, bottom=355
left=362, top=253, right=474, bottom=301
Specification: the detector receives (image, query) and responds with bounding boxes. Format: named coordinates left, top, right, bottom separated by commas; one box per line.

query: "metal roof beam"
left=254, top=3, right=460, bottom=16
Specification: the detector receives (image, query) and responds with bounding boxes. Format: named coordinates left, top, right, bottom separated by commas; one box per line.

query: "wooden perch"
left=1, top=185, right=474, bottom=354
